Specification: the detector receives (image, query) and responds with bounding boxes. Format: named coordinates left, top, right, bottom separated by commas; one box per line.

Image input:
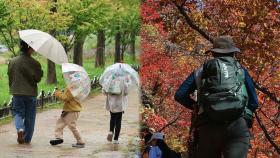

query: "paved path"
left=0, top=88, right=140, bottom=158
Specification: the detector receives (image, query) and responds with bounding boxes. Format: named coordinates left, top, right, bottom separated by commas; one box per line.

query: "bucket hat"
left=206, top=36, right=240, bottom=54
left=147, top=132, right=164, bottom=143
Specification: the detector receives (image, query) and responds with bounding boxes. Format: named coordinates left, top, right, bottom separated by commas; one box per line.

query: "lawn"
left=0, top=53, right=139, bottom=107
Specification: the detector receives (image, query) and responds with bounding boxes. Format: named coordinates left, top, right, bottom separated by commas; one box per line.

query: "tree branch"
left=172, top=1, right=214, bottom=43
left=259, top=108, right=280, bottom=128
left=254, top=82, right=280, bottom=105
left=255, top=112, right=280, bottom=154
left=0, top=30, right=16, bottom=56
left=158, top=110, right=184, bottom=132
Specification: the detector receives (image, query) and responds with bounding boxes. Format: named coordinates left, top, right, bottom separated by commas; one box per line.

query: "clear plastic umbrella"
left=19, top=29, right=68, bottom=64
left=99, top=63, right=139, bottom=93
left=62, top=63, right=91, bottom=102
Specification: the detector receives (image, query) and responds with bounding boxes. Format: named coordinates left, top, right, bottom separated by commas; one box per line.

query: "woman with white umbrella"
left=8, top=29, right=68, bottom=144
left=8, top=40, right=43, bottom=144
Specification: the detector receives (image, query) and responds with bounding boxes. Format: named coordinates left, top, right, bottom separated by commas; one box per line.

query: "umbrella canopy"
left=19, top=29, right=68, bottom=64
left=62, top=63, right=91, bottom=102
left=99, top=63, right=139, bottom=93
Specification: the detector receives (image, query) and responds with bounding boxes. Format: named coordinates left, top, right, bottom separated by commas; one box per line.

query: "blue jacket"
left=174, top=68, right=259, bottom=113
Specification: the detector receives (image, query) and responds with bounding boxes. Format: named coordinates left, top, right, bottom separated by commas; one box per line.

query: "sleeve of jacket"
left=33, top=60, right=43, bottom=83
left=55, top=89, right=73, bottom=102
left=243, top=69, right=259, bottom=112
left=174, top=72, right=197, bottom=110
left=7, top=61, right=13, bottom=88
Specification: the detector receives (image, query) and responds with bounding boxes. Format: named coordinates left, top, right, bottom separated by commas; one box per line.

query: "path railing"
left=0, top=76, right=101, bottom=119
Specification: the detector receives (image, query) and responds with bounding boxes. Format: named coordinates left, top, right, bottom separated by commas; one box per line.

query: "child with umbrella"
left=50, top=63, right=91, bottom=148
left=100, top=63, right=139, bottom=144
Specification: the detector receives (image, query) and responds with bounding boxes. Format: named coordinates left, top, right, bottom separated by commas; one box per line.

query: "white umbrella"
left=19, top=29, right=68, bottom=64
left=62, top=63, right=91, bottom=102
left=99, top=63, right=139, bottom=93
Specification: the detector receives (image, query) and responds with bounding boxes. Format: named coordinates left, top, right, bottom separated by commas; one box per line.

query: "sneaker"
left=50, top=138, right=64, bottom=145
left=107, top=132, right=113, bottom=142
left=113, top=140, right=119, bottom=144
left=72, top=143, right=85, bottom=148
left=17, top=129, right=24, bottom=144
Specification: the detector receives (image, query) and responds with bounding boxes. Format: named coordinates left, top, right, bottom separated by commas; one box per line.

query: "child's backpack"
left=198, top=56, right=248, bottom=122
left=108, top=78, right=122, bottom=94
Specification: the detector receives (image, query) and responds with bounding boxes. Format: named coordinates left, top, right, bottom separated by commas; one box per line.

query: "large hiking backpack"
left=198, top=57, right=248, bottom=122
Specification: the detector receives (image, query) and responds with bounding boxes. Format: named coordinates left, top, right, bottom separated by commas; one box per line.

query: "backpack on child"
left=108, top=78, right=123, bottom=94
left=198, top=56, right=248, bottom=122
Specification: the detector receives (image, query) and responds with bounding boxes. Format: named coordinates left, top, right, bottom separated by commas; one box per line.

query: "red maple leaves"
left=141, top=0, right=280, bottom=157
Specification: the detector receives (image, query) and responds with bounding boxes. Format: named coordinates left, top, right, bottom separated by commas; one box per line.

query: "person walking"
left=175, top=36, right=259, bottom=158
left=49, top=88, right=85, bottom=148
left=8, top=40, right=43, bottom=144
left=103, top=80, right=128, bottom=144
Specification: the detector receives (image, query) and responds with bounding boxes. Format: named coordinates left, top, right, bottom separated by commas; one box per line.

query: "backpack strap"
left=194, top=67, right=204, bottom=115
left=194, top=67, right=203, bottom=89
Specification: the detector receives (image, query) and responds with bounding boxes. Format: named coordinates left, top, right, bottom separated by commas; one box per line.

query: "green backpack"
left=198, top=57, right=248, bottom=122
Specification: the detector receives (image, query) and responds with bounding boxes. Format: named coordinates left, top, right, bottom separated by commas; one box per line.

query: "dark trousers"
left=195, top=117, right=250, bottom=158
left=110, top=111, right=123, bottom=140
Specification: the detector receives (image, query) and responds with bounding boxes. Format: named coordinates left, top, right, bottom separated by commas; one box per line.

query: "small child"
left=103, top=81, right=128, bottom=144
left=49, top=88, right=85, bottom=148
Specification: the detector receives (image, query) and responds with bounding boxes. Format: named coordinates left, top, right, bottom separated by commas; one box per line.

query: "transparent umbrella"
left=62, top=63, right=91, bottom=102
left=99, top=63, right=139, bottom=93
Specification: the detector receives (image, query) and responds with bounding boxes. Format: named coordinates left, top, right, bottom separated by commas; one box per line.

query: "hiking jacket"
left=148, top=146, right=162, bottom=158
left=55, top=89, right=82, bottom=112
left=174, top=68, right=259, bottom=114
left=8, top=54, right=43, bottom=96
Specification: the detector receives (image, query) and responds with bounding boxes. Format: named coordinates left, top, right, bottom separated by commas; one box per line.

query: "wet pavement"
left=0, top=88, right=140, bottom=158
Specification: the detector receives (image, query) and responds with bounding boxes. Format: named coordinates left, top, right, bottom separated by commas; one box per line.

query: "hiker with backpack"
left=100, top=62, right=139, bottom=144
left=175, top=36, right=259, bottom=158
left=102, top=76, right=129, bottom=144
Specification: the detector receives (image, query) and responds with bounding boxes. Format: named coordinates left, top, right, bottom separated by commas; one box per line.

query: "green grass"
left=0, top=53, right=139, bottom=107
left=0, top=116, right=13, bottom=126
left=0, top=64, right=10, bottom=105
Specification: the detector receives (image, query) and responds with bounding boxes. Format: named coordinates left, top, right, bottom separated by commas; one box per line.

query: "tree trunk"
left=129, top=33, right=136, bottom=61
left=46, top=1, right=57, bottom=85
left=115, top=32, right=121, bottom=63
left=46, top=59, right=57, bottom=84
left=73, top=37, right=85, bottom=66
left=95, top=30, right=105, bottom=67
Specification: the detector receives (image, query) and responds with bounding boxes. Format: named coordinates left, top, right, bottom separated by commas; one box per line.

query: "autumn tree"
left=109, top=0, right=140, bottom=63
left=62, top=0, right=112, bottom=66
left=141, top=0, right=280, bottom=157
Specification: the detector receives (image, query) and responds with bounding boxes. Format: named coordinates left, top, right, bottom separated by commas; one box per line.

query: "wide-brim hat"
left=206, top=36, right=240, bottom=54
left=147, top=132, right=164, bottom=143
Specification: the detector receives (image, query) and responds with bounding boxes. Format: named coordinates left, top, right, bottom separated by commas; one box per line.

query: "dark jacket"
left=174, top=67, right=259, bottom=124
left=8, top=54, right=43, bottom=96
